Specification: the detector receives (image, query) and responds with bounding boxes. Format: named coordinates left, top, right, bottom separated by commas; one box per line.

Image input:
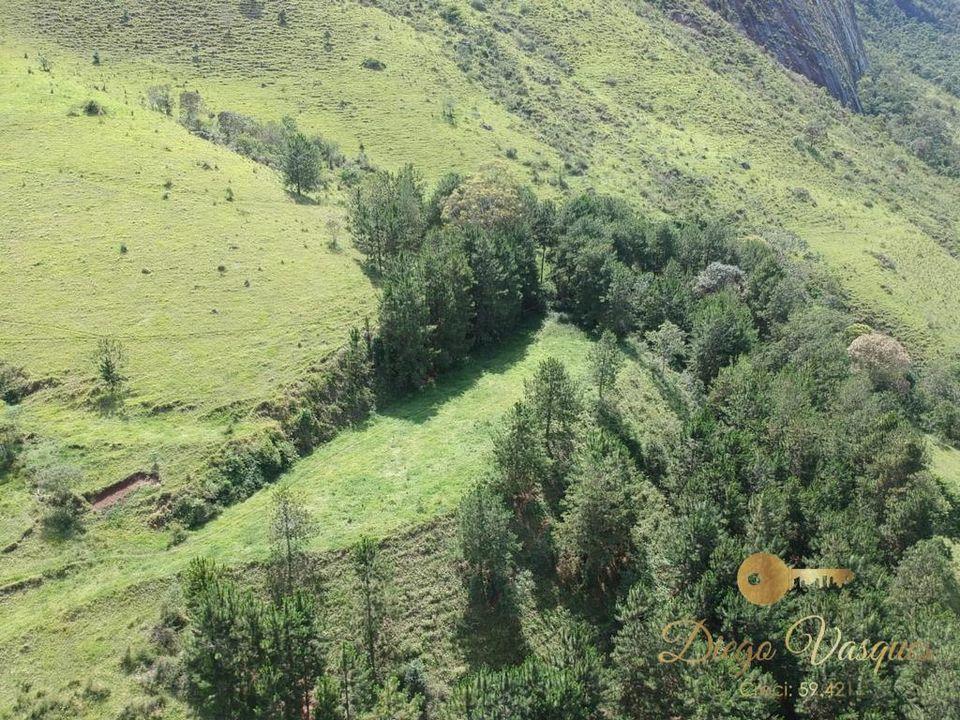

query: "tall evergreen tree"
left=555, top=432, right=640, bottom=591
left=524, top=358, right=583, bottom=491
left=351, top=536, right=392, bottom=683
left=375, top=258, right=433, bottom=393
left=492, top=400, right=548, bottom=509
left=588, top=330, right=622, bottom=400
left=268, top=484, right=318, bottom=601
left=282, top=131, right=323, bottom=197
left=421, top=231, right=475, bottom=371
left=457, top=483, right=518, bottom=604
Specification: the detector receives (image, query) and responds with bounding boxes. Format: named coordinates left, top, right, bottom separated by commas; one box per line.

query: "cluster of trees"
left=169, top=180, right=960, bottom=718
left=143, top=86, right=366, bottom=195
left=182, top=486, right=414, bottom=720
left=449, top=195, right=960, bottom=717
left=351, top=164, right=545, bottom=393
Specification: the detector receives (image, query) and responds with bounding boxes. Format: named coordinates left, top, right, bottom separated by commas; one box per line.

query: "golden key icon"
left=737, top=552, right=855, bottom=606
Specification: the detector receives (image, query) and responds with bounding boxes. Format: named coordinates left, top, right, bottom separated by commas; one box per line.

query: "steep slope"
left=858, top=0, right=960, bottom=96
left=3, top=0, right=958, bottom=357
left=705, top=0, right=869, bottom=109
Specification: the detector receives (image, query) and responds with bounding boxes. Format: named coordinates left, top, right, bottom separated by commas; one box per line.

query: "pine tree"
left=421, top=231, right=475, bottom=371
left=492, top=401, right=548, bottom=509
left=523, top=358, right=583, bottom=491
left=351, top=536, right=392, bottom=682
left=261, top=591, right=325, bottom=720
left=282, top=131, right=323, bottom=197
left=457, top=483, right=518, bottom=604
left=268, top=484, right=318, bottom=601
left=588, top=330, right=622, bottom=399
left=375, top=258, right=433, bottom=393
left=555, top=432, right=640, bottom=591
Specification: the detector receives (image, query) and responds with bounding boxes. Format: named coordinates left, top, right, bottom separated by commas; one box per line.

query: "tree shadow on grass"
left=352, top=256, right=384, bottom=289
left=285, top=190, right=319, bottom=205
left=377, top=316, right=547, bottom=426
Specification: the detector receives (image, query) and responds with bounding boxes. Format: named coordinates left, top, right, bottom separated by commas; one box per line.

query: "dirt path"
left=87, top=471, right=159, bottom=510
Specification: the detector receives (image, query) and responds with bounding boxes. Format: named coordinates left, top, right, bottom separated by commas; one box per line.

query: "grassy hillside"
left=2, top=0, right=960, bottom=716
left=0, top=319, right=647, bottom=717
left=0, top=42, right=378, bottom=510
left=3, top=0, right=960, bottom=357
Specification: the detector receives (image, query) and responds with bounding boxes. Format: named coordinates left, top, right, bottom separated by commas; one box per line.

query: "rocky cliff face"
left=707, top=0, right=869, bottom=110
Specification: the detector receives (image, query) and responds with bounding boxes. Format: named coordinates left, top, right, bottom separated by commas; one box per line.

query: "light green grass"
left=2, top=0, right=960, bottom=714
left=930, top=436, right=960, bottom=500
left=0, top=319, right=612, bottom=716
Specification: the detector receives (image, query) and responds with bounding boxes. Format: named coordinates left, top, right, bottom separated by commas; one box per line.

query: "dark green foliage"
left=182, top=559, right=326, bottom=720
left=350, top=165, right=425, bottom=272
left=524, top=358, right=583, bottom=492
left=466, top=230, right=524, bottom=345
left=0, top=422, right=19, bottom=474
left=916, top=358, right=960, bottom=443
left=375, top=257, right=434, bottom=393
left=457, top=483, right=518, bottom=604
left=281, top=130, right=323, bottom=196
left=492, top=400, right=548, bottom=508
left=82, top=99, right=105, bottom=116
left=424, top=172, right=463, bottom=228
left=689, top=290, right=758, bottom=385
left=95, top=336, right=127, bottom=394
left=555, top=432, right=641, bottom=591
left=208, top=426, right=298, bottom=507
left=421, top=231, right=475, bottom=370
left=0, top=360, right=32, bottom=404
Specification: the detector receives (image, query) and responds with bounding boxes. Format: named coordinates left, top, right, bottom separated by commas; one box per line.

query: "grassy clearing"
left=0, top=319, right=623, bottom=716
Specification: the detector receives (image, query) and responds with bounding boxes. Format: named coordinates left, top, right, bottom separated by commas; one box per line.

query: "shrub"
left=0, top=361, right=32, bottom=403
left=847, top=332, right=912, bottom=392
left=36, top=464, right=87, bottom=538
left=82, top=100, right=104, bottom=116
left=360, top=58, right=386, bottom=71
left=146, top=85, right=173, bottom=115
left=0, top=423, right=20, bottom=474
left=117, top=696, right=165, bottom=720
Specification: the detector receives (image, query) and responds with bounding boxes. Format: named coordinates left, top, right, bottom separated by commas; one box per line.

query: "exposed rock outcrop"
left=706, top=0, right=869, bottom=110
